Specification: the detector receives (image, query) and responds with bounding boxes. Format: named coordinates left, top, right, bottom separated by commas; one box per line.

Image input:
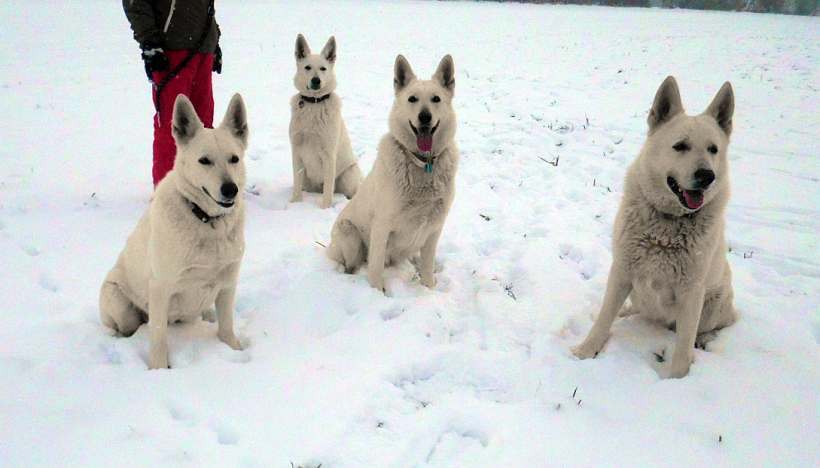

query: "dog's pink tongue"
left=683, top=190, right=704, bottom=210
left=417, top=135, right=433, bottom=154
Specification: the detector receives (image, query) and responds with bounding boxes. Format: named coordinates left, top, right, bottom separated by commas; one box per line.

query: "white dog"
left=289, top=34, right=362, bottom=208
left=327, top=55, right=458, bottom=293
left=572, top=77, right=737, bottom=378
left=100, top=94, right=249, bottom=369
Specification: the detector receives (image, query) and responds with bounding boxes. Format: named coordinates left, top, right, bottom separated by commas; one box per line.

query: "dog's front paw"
left=420, top=274, right=437, bottom=289
left=666, top=352, right=693, bottom=378
left=368, top=274, right=385, bottom=294
left=218, top=331, right=243, bottom=351
left=148, top=347, right=169, bottom=370
left=290, top=192, right=303, bottom=203
left=571, top=336, right=607, bottom=360
left=319, top=197, right=332, bottom=209
left=666, top=362, right=691, bottom=379
left=695, top=331, right=719, bottom=350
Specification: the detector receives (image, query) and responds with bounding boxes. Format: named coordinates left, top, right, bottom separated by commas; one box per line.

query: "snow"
left=1, top=1, right=818, bottom=466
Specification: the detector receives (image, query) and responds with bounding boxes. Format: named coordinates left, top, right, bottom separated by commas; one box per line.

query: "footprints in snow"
left=167, top=401, right=240, bottom=445
left=377, top=356, right=501, bottom=459
left=4, top=219, right=43, bottom=259
left=559, top=243, right=599, bottom=281
left=167, top=401, right=199, bottom=427
left=3, top=220, right=59, bottom=293
left=247, top=147, right=269, bottom=161
left=213, top=422, right=240, bottom=445
left=38, top=272, right=59, bottom=292
left=98, top=342, right=123, bottom=365
left=390, top=353, right=513, bottom=408
left=426, top=428, right=489, bottom=464
left=380, top=306, right=405, bottom=321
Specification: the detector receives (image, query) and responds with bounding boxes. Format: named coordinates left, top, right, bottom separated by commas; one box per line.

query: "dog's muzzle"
left=409, top=120, right=439, bottom=155
left=203, top=186, right=236, bottom=208
left=666, top=176, right=704, bottom=211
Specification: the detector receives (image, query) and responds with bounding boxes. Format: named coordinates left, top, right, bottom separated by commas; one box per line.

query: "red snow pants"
left=151, top=50, right=215, bottom=186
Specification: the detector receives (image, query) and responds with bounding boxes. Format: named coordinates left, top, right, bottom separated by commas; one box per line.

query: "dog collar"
left=395, top=139, right=437, bottom=173
left=298, top=94, right=331, bottom=107
left=413, top=152, right=436, bottom=173
left=187, top=198, right=223, bottom=227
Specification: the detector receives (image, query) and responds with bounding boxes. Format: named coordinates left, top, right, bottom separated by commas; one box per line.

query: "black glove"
left=213, top=45, right=222, bottom=74
left=140, top=42, right=169, bottom=82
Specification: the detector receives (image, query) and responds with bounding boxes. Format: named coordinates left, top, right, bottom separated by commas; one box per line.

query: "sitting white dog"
left=289, top=34, right=362, bottom=208
left=100, top=93, right=249, bottom=369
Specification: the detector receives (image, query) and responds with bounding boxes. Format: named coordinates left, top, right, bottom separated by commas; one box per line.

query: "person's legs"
left=189, top=53, right=215, bottom=129
left=151, top=50, right=198, bottom=186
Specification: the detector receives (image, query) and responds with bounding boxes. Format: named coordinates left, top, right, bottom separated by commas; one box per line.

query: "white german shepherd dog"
left=572, top=77, right=737, bottom=378
left=289, top=34, right=362, bottom=208
left=100, top=94, right=249, bottom=369
left=327, top=54, right=458, bottom=293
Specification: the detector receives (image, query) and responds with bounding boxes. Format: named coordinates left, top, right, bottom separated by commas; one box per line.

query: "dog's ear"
left=172, top=94, right=203, bottom=146
left=220, top=93, right=249, bottom=149
left=704, top=81, right=734, bottom=137
left=321, top=36, right=336, bottom=63
left=433, top=55, right=455, bottom=93
left=393, top=55, right=416, bottom=94
left=647, top=76, right=684, bottom=132
left=295, top=34, right=310, bottom=60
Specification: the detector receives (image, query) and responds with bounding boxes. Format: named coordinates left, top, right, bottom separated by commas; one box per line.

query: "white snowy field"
left=1, top=0, right=818, bottom=466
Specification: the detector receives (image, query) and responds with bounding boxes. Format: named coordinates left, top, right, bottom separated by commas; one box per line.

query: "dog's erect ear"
left=172, top=94, right=203, bottom=146
left=433, top=55, right=455, bottom=93
left=295, top=34, right=310, bottom=60
left=321, top=36, right=336, bottom=63
left=220, top=93, right=249, bottom=149
left=647, top=76, right=684, bottom=132
left=393, top=55, right=416, bottom=94
left=704, top=81, right=734, bottom=137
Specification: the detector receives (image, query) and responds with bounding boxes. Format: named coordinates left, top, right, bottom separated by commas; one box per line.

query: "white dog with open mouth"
left=327, top=54, right=458, bottom=293
left=572, top=77, right=737, bottom=378
left=100, top=94, right=249, bottom=369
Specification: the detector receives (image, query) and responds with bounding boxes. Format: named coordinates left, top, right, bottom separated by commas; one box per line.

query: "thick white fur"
left=327, top=55, right=458, bottom=293
left=572, top=77, right=738, bottom=378
left=100, top=94, right=249, bottom=369
left=289, top=34, right=362, bottom=208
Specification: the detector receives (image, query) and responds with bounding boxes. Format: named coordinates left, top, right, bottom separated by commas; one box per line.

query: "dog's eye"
left=305, top=65, right=312, bottom=71
left=432, top=95, right=441, bottom=103
left=672, top=141, right=690, bottom=152
left=229, top=155, right=240, bottom=164
left=198, top=156, right=212, bottom=166
left=320, top=66, right=327, bottom=71
left=408, top=96, right=418, bottom=103
left=707, top=144, right=718, bottom=154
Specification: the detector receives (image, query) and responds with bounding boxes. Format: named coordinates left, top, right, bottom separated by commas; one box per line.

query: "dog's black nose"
left=418, top=109, right=432, bottom=126
left=693, top=169, right=715, bottom=189
left=221, top=182, right=238, bottom=199
left=310, top=77, right=321, bottom=89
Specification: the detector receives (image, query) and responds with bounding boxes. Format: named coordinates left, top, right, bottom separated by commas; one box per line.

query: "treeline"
left=487, top=0, right=819, bottom=15
left=663, top=0, right=816, bottom=14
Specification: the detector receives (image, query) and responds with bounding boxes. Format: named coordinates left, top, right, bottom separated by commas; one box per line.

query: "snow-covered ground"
left=1, top=1, right=818, bottom=466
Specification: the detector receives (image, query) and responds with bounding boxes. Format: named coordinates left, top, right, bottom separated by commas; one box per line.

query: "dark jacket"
left=123, top=0, right=219, bottom=52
